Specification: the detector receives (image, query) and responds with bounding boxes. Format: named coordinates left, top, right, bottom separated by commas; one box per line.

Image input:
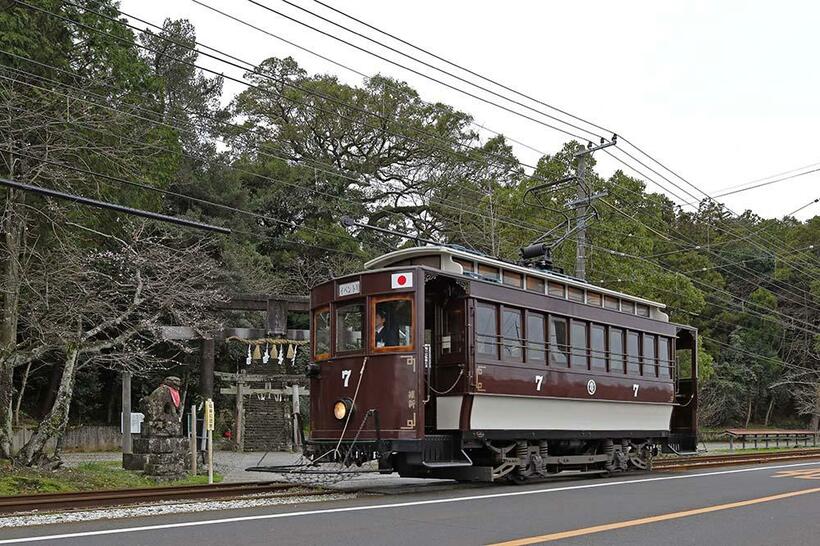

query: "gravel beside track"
left=0, top=481, right=313, bottom=515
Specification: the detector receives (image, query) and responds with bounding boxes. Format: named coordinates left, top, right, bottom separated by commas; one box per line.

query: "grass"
left=0, top=461, right=222, bottom=496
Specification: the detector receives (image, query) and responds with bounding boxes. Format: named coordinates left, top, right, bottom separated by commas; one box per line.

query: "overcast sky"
left=121, top=0, right=820, bottom=220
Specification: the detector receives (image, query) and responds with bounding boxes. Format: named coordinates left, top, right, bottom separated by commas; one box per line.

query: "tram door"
left=423, top=277, right=467, bottom=432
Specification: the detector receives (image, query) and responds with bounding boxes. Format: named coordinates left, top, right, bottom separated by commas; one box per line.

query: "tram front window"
left=373, top=297, right=413, bottom=350
left=336, top=303, right=364, bottom=352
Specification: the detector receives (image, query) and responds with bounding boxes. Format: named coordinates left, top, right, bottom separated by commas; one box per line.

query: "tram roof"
left=364, top=246, right=666, bottom=310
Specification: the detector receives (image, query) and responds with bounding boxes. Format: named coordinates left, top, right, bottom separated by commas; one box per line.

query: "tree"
left=0, top=1, right=182, bottom=457
left=13, top=223, right=225, bottom=467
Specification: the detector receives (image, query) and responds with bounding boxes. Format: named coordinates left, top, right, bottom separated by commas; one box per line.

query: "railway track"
left=3, top=449, right=820, bottom=516
left=0, top=481, right=327, bottom=515
left=654, top=448, right=820, bottom=470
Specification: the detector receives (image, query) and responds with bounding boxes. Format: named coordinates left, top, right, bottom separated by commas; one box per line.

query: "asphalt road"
left=2, top=460, right=820, bottom=545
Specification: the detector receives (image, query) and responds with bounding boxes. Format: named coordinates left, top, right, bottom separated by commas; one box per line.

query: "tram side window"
left=476, top=303, right=499, bottom=359
left=610, top=327, right=625, bottom=373
left=604, top=296, right=619, bottom=311
left=373, top=297, right=413, bottom=350
left=526, top=312, right=546, bottom=363
left=570, top=321, right=589, bottom=369
left=501, top=308, right=523, bottom=362
left=313, top=307, right=331, bottom=359
left=590, top=324, right=606, bottom=371
left=549, top=316, right=569, bottom=366
left=658, top=337, right=671, bottom=379
left=643, top=334, right=657, bottom=377
left=626, top=331, right=641, bottom=375
left=336, top=303, right=364, bottom=352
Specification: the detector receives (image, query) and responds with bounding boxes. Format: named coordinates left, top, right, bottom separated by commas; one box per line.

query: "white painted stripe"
left=469, top=395, right=673, bottom=431
left=2, top=461, right=819, bottom=544
left=435, top=396, right=462, bottom=429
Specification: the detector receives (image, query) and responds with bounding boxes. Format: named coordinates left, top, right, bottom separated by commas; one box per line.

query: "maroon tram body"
left=305, top=247, right=698, bottom=481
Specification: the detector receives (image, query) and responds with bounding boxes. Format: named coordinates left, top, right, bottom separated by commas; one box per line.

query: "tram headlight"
left=333, top=398, right=353, bottom=421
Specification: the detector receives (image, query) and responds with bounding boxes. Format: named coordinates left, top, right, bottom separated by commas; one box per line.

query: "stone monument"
left=131, top=376, right=189, bottom=480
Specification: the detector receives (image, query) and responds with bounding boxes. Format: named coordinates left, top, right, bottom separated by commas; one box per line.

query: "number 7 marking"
left=633, top=384, right=639, bottom=397
left=535, top=375, right=543, bottom=391
left=342, top=370, right=352, bottom=388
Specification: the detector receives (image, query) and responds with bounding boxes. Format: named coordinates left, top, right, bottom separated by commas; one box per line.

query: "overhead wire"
left=185, top=1, right=820, bottom=289
left=243, top=0, right=606, bottom=141
left=291, top=0, right=819, bottom=278
left=587, top=242, right=819, bottom=336
left=9, top=2, right=816, bottom=336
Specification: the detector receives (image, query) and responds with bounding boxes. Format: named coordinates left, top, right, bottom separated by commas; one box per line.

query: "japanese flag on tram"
left=391, top=272, right=413, bottom=289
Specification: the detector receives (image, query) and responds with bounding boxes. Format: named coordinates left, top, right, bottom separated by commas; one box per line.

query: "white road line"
left=1, top=460, right=819, bottom=544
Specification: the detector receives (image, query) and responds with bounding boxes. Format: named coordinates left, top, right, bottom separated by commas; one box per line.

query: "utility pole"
left=574, top=152, right=589, bottom=280
left=571, top=136, right=618, bottom=280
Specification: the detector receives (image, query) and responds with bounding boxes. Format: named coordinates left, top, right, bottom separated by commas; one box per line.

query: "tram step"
left=422, top=435, right=473, bottom=468
left=422, top=460, right=474, bottom=468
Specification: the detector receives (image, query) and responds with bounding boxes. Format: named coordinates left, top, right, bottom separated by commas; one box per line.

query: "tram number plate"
left=342, top=369, right=352, bottom=387
left=633, top=384, right=640, bottom=397
left=338, top=280, right=360, bottom=297
left=535, top=375, right=543, bottom=391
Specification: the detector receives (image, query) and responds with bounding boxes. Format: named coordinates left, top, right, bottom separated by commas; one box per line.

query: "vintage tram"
left=303, top=246, right=698, bottom=482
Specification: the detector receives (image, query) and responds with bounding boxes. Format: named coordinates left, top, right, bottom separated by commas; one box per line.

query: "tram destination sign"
left=338, top=280, right=361, bottom=297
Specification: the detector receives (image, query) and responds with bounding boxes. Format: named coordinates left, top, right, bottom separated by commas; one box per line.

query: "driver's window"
left=371, top=296, right=414, bottom=351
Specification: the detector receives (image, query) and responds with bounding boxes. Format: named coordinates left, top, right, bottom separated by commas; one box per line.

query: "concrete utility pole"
left=572, top=137, right=618, bottom=280
left=574, top=153, right=589, bottom=281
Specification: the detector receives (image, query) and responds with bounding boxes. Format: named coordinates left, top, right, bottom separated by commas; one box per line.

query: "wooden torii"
left=121, top=295, right=311, bottom=456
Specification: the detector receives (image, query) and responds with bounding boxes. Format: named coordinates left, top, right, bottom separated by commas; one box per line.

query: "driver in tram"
left=374, top=308, right=399, bottom=347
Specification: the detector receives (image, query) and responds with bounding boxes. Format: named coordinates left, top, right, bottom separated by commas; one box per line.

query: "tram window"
left=503, top=271, right=523, bottom=288
left=636, top=303, right=650, bottom=317
left=590, top=324, right=606, bottom=371
left=548, top=282, right=566, bottom=298
left=587, top=292, right=603, bottom=307
left=568, top=286, right=585, bottom=303
left=610, top=327, right=625, bottom=373
left=643, top=334, right=657, bottom=377
left=570, top=321, right=589, bottom=369
left=526, top=276, right=545, bottom=294
left=476, top=302, right=499, bottom=358
left=478, top=264, right=500, bottom=281
left=336, top=303, right=364, bottom=353
left=604, top=295, right=619, bottom=310
left=372, top=297, right=414, bottom=351
left=501, top=308, right=523, bottom=362
left=622, top=300, right=635, bottom=314
left=658, top=337, right=671, bottom=379
left=626, top=331, right=641, bottom=375
left=526, top=312, right=546, bottom=363
left=549, top=316, right=569, bottom=366
left=313, top=307, right=331, bottom=359
left=454, top=258, right=474, bottom=273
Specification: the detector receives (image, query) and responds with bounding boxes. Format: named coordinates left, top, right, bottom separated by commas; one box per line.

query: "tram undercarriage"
left=302, top=434, right=659, bottom=483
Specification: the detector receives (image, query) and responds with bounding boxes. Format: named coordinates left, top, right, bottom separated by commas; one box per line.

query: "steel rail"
left=0, top=481, right=325, bottom=515
left=654, top=448, right=820, bottom=471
